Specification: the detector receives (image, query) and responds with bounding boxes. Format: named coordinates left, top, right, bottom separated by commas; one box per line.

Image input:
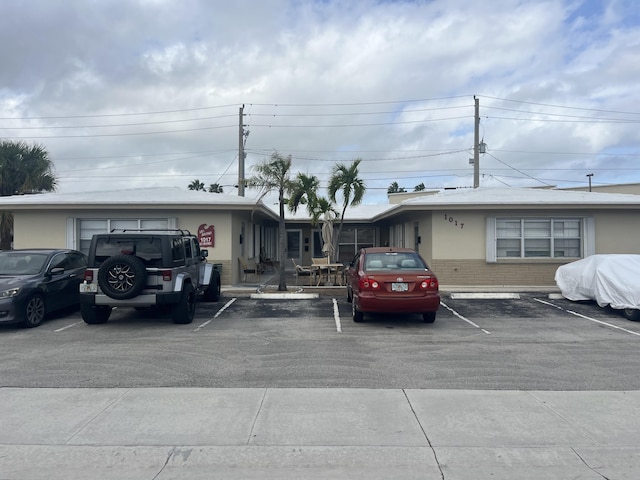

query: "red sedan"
left=346, top=247, right=440, bottom=323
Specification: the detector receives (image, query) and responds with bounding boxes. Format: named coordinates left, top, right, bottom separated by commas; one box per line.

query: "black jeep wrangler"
left=79, top=229, right=220, bottom=324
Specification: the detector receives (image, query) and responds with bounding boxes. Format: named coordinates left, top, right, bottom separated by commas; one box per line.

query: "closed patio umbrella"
left=321, top=220, right=334, bottom=261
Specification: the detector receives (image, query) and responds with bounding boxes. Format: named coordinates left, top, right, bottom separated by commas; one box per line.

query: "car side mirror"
left=201, top=249, right=209, bottom=258
left=49, top=267, right=65, bottom=276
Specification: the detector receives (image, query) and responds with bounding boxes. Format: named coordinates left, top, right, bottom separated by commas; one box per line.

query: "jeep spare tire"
left=98, top=254, right=147, bottom=300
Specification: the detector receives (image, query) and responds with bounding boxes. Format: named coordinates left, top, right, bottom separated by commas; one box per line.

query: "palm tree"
left=208, top=183, right=224, bottom=193
left=327, top=159, right=366, bottom=262
left=188, top=179, right=206, bottom=191
left=308, top=196, right=337, bottom=228
left=289, top=173, right=338, bottom=258
left=387, top=181, right=406, bottom=193
left=246, top=152, right=294, bottom=291
left=0, top=140, right=57, bottom=249
left=288, top=173, right=320, bottom=215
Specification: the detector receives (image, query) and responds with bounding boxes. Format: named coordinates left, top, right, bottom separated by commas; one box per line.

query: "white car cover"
left=555, top=254, right=640, bottom=310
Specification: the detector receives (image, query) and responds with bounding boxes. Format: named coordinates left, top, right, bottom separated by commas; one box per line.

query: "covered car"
left=555, top=254, right=640, bottom=321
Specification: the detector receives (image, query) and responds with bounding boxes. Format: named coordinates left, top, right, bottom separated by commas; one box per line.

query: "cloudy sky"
left=1, top=0, right=638, bottom=204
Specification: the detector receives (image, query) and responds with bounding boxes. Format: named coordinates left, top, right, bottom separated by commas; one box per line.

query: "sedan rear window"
left=364, top=253, right=426, bottom=271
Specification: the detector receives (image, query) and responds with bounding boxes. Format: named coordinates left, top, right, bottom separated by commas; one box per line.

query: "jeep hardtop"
left=79, top=229, right=220, bottom=324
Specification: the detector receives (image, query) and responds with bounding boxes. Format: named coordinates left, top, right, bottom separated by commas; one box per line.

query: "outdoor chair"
left=291, top=258, right=313, bottom=285
left=311, top=256, right=342, bottom=285
left=239, top=256, right=263, bottom=282
left=260, top=247, right=276, bottom=272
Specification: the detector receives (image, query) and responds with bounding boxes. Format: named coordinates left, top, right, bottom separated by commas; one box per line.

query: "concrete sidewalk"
left=2, top=388, right=640, bottom=479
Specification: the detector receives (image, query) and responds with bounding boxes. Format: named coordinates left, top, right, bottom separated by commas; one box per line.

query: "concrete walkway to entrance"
left=1, top=387, right=639, bottom=479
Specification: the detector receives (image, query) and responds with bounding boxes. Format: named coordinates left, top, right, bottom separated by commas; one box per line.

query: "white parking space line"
left=54, top=321, right=83, bottom=332
left=332, top=298, right=342, bottom=333
left=534, top=298, right=640, bottom=337
left=534, top=298, right=563, bottom=310
left=194, top=297, right=237, bottom=331
left=440, top=301, right=491, bottom=335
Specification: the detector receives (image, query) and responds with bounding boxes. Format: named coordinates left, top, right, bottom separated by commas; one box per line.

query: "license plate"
left=80, top=283, right=97, bottom=293
left=392, top=282, right=408, bottom=292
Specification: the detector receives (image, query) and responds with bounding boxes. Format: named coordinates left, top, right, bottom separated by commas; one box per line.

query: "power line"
left=0, top=104, right=239, bottom=120
left=0, top=114, right=237, bottom=130
left=0, top=96, right=470, bottom=121
left=478, top=95, right=640, bottom=116
left=246, top=105, right=472, bottom=117
left=245, top=95, right=470, bottom=107
left=245, top=115, right=472, bottom=128
left=246, top=148, right=468, bottom=162
left=482, top=105, right=638, bottom=122
left=0, top=124, right=236, bottom=139
left=46, top=146, right=634, bottom=163
left=483, top=116, right=638, bottom=124
left=485, top=152, right=554, bottom=187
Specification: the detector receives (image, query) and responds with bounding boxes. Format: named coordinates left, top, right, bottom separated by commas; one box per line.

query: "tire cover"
left=98, top=254, right=147, bottom=300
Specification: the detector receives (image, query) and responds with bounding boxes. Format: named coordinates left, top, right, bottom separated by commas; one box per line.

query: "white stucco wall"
left=592, top=211, right=640, bottom=254
left=14, top=211, right=68, bottom=248
left=431, top=210, right=486, bottom=260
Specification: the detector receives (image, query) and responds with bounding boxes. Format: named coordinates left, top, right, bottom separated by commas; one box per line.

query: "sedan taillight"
left=359, top=276, right=381, bottom=291
left=419, top=276, right=439, bottom=291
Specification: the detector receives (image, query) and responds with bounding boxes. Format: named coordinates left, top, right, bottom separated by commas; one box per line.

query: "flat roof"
left=1, top=186, right=639, bottom=223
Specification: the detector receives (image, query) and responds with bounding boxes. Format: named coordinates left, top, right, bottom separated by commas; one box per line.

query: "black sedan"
left=0, top=249, right=87, bottom=328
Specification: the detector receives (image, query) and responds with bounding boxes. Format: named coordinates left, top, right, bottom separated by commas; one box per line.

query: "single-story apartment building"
left=375, top=186, right=640, bottom=286
left=0, top=188, right=281, bottom=286
left=1, top=185, right=639, bottom=287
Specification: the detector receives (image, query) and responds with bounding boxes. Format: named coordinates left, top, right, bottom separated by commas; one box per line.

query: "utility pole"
left=238, top=105, right=245, bottom=197
left=473, top=96, right=480, bottom=188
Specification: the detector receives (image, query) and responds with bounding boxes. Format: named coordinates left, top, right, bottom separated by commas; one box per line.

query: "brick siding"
left=430, top=259, right=563, bottom=286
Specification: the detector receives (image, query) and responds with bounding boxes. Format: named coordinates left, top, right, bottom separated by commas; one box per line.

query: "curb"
left=251, top=292, right=319, bottom=299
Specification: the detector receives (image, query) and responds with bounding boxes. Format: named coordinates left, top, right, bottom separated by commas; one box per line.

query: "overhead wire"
left=477, top=95, right=640, bottom=116
left=3, top=95, right=638, bottom=191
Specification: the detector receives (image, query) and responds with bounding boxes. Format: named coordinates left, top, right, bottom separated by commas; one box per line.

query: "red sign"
left=198, top=224, right=215, bottom=247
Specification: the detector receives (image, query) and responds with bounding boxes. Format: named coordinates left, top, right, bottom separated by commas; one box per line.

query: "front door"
left=286, top=230, right=303, bottom=270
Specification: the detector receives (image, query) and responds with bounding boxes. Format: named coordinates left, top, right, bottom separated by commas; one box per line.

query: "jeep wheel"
left=98, top=254, right=147, bottom=300
left=203, top=277, right=221, bottom=302
left=81, top=304, right=111, bottom=324
left=172, top=283, right=196, bottom=324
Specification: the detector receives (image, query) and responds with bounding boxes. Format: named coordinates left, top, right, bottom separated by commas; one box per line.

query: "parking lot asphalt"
left=2, top=284, right=640, bottom=479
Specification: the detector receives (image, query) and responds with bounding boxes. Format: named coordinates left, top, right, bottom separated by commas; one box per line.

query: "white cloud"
left=0, top=0, right=637, bottom=204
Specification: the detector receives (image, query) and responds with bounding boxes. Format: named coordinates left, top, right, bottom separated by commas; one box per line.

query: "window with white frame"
left=491, top=218, right=583, bottom=259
